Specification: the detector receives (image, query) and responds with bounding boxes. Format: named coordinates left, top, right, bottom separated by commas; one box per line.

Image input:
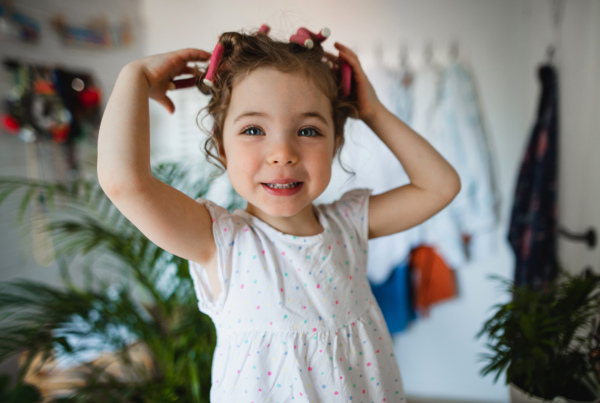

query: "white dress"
left=189, top=188, right=406, bottom=402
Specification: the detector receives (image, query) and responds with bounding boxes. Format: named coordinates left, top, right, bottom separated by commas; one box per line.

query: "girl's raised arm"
left=332, top=43, right=462, bottom=240
left=97, top=49, right=219, bottom=268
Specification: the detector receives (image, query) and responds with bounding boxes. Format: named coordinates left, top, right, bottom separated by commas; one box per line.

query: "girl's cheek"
left=229, top=145, right=260, bottom=171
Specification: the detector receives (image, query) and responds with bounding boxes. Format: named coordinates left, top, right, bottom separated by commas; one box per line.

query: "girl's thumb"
left=158, top=95, right=175, bottom=114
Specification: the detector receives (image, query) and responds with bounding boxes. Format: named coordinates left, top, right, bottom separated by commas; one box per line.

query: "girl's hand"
left=327, top=43, right=383, bottom=124
left=127, top=48, right=211, bottom=113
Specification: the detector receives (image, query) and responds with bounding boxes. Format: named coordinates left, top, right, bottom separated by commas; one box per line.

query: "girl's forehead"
left=227, top=67, right=332, bottom=122
left=234, top=67, right=324, bottom=93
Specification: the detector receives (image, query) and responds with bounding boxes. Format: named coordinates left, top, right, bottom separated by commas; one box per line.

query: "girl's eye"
left=299, top=127, right=321, bottom=137
left=242, top=126, right=264, bottom=136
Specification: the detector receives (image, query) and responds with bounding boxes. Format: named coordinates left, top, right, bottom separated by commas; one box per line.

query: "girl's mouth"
left=264, top=182, right=301, bottom=189
left=261, top=182, right=303, bottom=196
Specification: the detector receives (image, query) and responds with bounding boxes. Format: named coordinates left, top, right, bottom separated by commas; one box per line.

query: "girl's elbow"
left=444, top=175, right=462, bottom=200
left=453, top=175, right=462, bottom=195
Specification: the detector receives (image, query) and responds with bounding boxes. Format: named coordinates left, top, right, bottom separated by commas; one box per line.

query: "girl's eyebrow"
left=233, top=111, right=330, bottom=127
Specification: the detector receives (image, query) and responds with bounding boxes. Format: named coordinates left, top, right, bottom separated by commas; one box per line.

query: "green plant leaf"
left=0, top=161, right=219, bottom=401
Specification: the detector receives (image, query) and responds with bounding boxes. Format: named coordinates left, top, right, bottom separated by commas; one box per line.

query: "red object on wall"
left=1, top=114, right=21, bottom=134
left=51, top=124, right=70, bottom=143
left=78, top=86, right=101, bottom=108
left=33, top=79, right=56, bottom=95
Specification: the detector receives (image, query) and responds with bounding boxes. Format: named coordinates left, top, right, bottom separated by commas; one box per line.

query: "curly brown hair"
left=196, top=27, right=359, bottom=176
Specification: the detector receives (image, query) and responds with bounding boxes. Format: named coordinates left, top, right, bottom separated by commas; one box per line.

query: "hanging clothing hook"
left=547, top=0, right=565, bottom=65
left=399, top=43, right=409, bottom=67
left=558, top=226, right=597, bottom=249
left=423, top=41, right=433, bottom=66
left=374, top=43, right=384, bottom=64
left=449, top=40, right=459, bottom=62
left=551, top=0, right=565, bottom=29
left=546, top=45, right=555, bottom=64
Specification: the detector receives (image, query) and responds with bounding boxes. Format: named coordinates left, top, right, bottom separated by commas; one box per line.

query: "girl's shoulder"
left=316, top=188, right=373, bottom=239
left=317, top=187, right=372, bottom=215
left=336, top=187, right=372, bottom=207
left=187, top=198, right=252, bottom=314
left=192, top=198, right=231, bottom=219
left=191, top=198, right=250, bottom=245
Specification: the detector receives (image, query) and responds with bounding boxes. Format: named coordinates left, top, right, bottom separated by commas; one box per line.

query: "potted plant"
left=476, top=266, right=600, bottom=402
left=0, top=161, right=245, bottom=402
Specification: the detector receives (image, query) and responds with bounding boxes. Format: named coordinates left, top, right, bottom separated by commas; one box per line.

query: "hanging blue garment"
left=369, top=258, right=417, bottom=334
left=507, top=65, right=559, bottom=289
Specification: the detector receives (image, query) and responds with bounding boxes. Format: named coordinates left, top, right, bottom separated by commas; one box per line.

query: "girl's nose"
left=267, top=138, right=299, bottom=165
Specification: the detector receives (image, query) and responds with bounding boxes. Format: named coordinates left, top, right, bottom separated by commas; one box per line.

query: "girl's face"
left=221, top=67, right=338, bottom=221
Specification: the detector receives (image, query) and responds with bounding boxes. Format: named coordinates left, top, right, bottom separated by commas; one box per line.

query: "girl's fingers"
left=167, top=65, right=201, bottom=90
left=334, top=42, right=363, bottom=72
left=173, top=47, right=212, bottom=62
left=166, top=49, right=210, bottom=78
left=157, top=94, right=175, bottom=114
left=334, top=42, right=356, bottom=56
left=333, top=42, right=381, bottom=119
left=164, top=62, right=202, bottom=89
left=178, top=65, right=200, bottom=77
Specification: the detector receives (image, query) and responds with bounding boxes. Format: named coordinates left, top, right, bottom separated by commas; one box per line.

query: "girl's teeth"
left=265, top=182, right=300, bottom=189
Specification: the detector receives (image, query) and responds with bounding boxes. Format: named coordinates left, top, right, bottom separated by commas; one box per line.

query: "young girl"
left=97, top=26, right=461, bottom=402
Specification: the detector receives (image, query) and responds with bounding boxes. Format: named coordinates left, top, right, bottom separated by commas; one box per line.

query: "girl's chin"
left=248, top=200, right=313, bottom=219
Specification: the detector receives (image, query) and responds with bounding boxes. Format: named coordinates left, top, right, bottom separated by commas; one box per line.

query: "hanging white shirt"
left=436, top=61, right=501, bottom=261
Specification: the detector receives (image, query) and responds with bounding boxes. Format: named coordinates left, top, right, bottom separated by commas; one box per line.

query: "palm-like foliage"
left=476, top=267, right=600, bottom=400
left=0, top=162, right=244, bottom=402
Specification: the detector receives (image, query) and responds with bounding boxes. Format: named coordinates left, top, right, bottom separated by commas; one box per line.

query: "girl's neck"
left=245, top=203, right=324, bottom=236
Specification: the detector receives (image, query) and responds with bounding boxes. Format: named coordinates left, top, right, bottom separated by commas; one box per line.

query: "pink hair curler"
left=339, top=58, right=352, bottom=97
left=290, top=28, right=314, bottom=49
left=168, top=76, right=198, bottom=90
left=298, top=27, right=330, bottom=45
left=203, top=41, right=225, bottom=88
left=185, top=23, right=268, bottom=90
left=259, top=24, right=270, bottom=34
